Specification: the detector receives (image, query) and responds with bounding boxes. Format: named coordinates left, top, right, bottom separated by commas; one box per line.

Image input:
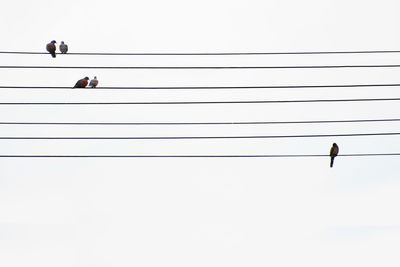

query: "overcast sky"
left=1, top=0, right=400, bottom=266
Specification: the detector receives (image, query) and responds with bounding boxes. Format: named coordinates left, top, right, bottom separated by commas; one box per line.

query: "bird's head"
left=333, top=143, right=337, bottom=147
left=84, top=77, right=89, bottom=80
left=61, top=41, right=64, bottom=44
left=94, top=76, right=97, bottom=79
left=51, top=40, right=56, bottom=43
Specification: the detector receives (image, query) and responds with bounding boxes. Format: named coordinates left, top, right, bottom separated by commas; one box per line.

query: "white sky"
left=1, top=0, right=400, bottom=266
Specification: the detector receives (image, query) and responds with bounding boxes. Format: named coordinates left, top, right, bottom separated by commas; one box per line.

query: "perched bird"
left=59, top=41, right=68, bottom=54
left=46, top=40, right=57, bottom=58
left=89, top=76, right=98, bottom=88
left=73, top=77, right=89, bottom=88
left=330, top=143, right=339, bottom=168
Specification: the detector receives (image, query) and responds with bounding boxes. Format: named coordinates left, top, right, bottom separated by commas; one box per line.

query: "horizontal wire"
left=2, top=64, right=400, bottom=69
left=1, top=132, right=400, bottom=139
left=1, top=50, right=400, bottom=56
left=1, top=97, right=400, bottom=105
left=1, top=83, right=400, bottom=90
left=0, top=118, right=399, bottom=126
left=0, top=153, right=399, bottom=158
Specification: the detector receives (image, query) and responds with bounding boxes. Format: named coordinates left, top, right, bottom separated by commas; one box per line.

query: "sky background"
left=1, top=0, right=400, bottom=266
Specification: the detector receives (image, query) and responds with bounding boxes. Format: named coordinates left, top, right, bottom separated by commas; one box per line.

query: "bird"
left=73, top=77, right=89, bottom=88
left=89, top=76, right=98, bottom=88
left=59, top=41, right=68, bottom=54
left=330, top=143, right=339, bottom=168
left=46, top=40, right=57, bottom=58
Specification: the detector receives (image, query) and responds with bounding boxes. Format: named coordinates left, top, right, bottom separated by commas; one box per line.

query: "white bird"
left=59, top=41, right=68, bottom=54
left=89, top=76, right=98, bottom=88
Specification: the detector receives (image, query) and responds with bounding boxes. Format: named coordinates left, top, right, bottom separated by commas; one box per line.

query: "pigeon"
left=46, top=40, right=57, bottom=58
left=330, top=143, right=339, bottom=168
left=73, top=77, right=89, bottom=88
left=59, top=41, right=68, bottom=54
left=89, top=76, right=98, bottom=88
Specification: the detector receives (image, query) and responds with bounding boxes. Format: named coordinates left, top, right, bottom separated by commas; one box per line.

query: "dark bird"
left=59, top=41, right=68, bottom=54
left=89, top=76, right=98, bottom=88
left=330, top=143, right=339, bottom=168
left=73, top=77, right=89, bottom=88
left=46, top=40, right=57, bottom=58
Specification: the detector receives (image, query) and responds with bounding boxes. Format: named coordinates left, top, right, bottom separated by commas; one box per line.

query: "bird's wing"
left=330, top=146, right=336, bottom=157
left=330, top=146, right=338, bottom=157
left=73, top=80, right=81, bottom=88
left=90, top=79, right=98, bottom=86
left=46, top=43, right=55, bottom=52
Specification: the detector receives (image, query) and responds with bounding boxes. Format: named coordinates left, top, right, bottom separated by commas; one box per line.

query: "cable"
left=0, top=153, right=399, bottom=158
left=2, top=50, right=400, bottom=56
left=2, top=64, right=400, bottom=69
left=1, top=83, right=400, bottom=90
left=1, top=132, right=400, bottom=139
left=0, top=118, right=399, bottom=126
left=1, top=97, right=400, bottom=105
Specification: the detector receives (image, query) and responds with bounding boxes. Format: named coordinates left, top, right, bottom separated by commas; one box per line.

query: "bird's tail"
left=51, top=52, right=56, bottom=58
left=330, top=157, right=334, bottom=168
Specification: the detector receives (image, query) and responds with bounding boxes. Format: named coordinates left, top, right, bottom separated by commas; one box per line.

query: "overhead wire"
left=0, top=153, right=399, bottom=158
left=1, top=97, right=400, bottom=105
left=2, top=64, right=400, bottom=69
left=1, top=49, right=399, bottom=161
left=1, top=51, right=398, bottom=153
left=1, top=50, right=400, bottom=56
left=0, top=118, right=399, bottom=126
left=1, top=132, right=400, bottom=139
left=1, top=83, right=400, bottom=90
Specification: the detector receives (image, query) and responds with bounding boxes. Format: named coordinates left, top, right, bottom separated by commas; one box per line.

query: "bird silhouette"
left=46, top=40, right=56, bottom=58
left=73, top=77, right=89, bottom=88
left=59, top=41, right=68, bottom=54
left=89, top=76, right=98, bottom=88
left=330, top=143, right=339, bottom=168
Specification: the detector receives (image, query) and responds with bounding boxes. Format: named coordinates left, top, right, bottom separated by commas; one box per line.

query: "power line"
left=1, top=83, right=400, bottom=90
left=0, top=118, right=399, bottom=126
left=0, top=153, right=399, bottom=158
left=2, top=64, right=400, bottom=69
left=1, top=132, right=400, bottom=139
left=2, top=50, right=400, bottom=56
left=1, top=97, right=400, bottom=105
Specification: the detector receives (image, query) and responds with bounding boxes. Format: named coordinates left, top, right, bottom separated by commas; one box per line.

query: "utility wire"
left=1, top=83, right=400, bottom=90
left=0, top=153, right=399, bottom=158
left=1, top=50, right=400, bottom=56
left=1, top=97, right=400, bottom=105
left=2, top=64, right=400, bottom=69
left=1, top=132, right=400, bottom=139
left=0, top=118, right=399, bottom=126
